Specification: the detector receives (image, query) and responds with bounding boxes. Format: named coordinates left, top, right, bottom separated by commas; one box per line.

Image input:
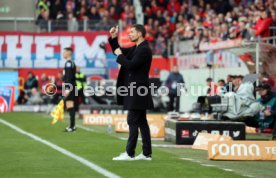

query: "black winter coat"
left=108, top=37, right=154, bottom=110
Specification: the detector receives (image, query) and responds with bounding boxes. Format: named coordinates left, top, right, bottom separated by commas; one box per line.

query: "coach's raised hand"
left=109, top=25, right=119, bottom=39
left=114, top=48, right=122, bottom=56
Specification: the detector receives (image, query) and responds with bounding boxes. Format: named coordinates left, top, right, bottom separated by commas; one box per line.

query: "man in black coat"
left=109, top=24, right=154, bottom=161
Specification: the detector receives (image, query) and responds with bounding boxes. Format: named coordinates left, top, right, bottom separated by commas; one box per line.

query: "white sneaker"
left=65, top=127, right=75, bottom=132
left=134, top=153, right=152, bottom=161
left=112, top=152, right=134, bottom=161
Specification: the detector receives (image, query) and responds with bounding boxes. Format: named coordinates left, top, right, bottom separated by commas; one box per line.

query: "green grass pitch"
left=0, top=112, right=275, bottom=178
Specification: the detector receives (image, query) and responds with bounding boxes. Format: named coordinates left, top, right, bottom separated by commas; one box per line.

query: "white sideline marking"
left=223, top=169, right=233, bottom=172
left=152, top=144, right=192, bottom=148
left=181, top=158, right=202, bottom=163
left=119, top=137, right=164, bottom=141
left=180, top=157, right=255, bottom=178
left=200, top=164, right=216, bottom=167
left=181, top=158, right=195, bottom=161
left=40, top=114, right=95, bottom=132
left=0, top=118, right=121, bottom=178
left=77, top=125, right=95, bottom=132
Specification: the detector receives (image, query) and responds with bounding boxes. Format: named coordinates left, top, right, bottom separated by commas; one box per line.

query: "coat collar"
left=136, top=40, right=148, bottom=48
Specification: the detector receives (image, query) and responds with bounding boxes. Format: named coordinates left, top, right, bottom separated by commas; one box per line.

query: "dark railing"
left=0, top=17, right=117, bottom=32
left=175, top=27, right=276, bottom=56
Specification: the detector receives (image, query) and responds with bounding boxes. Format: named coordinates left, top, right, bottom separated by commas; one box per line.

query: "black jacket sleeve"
left=116, top=47, right=150, bottom=70
left=108, top=37, right=132, bottom=55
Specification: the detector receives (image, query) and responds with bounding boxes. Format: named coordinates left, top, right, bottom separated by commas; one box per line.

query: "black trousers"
left=168, top=94, right=180, bottom=112
left=65, top=89, right=78, bottom=129
left=52, top=93, right=62, bottom=104
left=126, top=110, right=152, bottom=157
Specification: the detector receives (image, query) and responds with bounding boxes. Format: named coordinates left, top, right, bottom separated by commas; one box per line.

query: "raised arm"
left=108, top=26, right=132, bottom=55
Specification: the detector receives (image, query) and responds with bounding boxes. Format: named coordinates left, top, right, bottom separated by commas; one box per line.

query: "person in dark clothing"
left=49, top=0, right=63, bottom=19
left=63, top=47, right=77, bottom=132
left=225, top=74, right=235, bottom=92
left=214, top=0, right=232, bottom=14
left=166, top=66, right=185, bottom=112
left=220, top=23, right=229, bottom=41
left=52, top=71, right=63, bottom=104
left=108, top=0, right=123, bottom=17
left=24, top=72, right=39, bottom=97
left=109, top=24, right=153, bottom=161
left=218, top=79, right=226, bottom=95
left=88, top=6, right=101, bottom=21
left=16, top=90, right=28, bottom=105
left=255, top=83, right=276, bottom=140
left=156, top=10, right=166, bottom=25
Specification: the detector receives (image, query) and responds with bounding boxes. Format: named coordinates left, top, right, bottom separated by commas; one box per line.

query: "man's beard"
left=130, top=36, right=138, bottom=42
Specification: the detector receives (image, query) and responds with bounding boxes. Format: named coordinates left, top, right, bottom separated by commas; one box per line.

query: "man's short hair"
left=206, top=77, right=213, bottom=82
left=28, top=72, right=34, bottom=76
left=256, top=83, right=271, bottom=91
left=218, top=79, right=225, bottom=83
left=131, top=24, right=146, bottom=38
left=64, top=47, right=73, bottom=53
left=232, top=75, right=244, bottom=80
left=237, top=75, right=244, bottom=80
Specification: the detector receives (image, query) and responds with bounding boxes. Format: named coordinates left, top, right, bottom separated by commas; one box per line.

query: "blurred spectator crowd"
left=36, top=0, right=276, bottom=55
left=36, top=0, right=135, bottom=31
left=17, top=72, right=64, bottom=105
left=142, top=0, right=276, bottom=55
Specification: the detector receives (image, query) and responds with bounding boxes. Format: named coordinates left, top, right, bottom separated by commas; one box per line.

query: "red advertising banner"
left=149, top=57, right=176, bottom=77
left=18, top=68, right=63, bottom=91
